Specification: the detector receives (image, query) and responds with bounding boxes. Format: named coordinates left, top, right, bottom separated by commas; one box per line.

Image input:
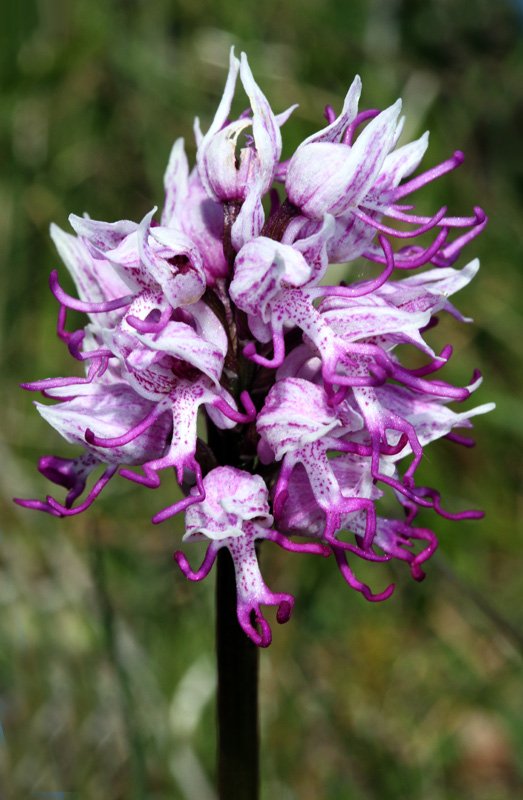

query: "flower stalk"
left=216, top=548, right=259, bottom=800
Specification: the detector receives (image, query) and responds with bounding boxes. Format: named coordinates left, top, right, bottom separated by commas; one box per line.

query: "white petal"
left=230, top=180, right=265, bottom=251
left=185, top=467, right=272, bottom=540
left=240, top=51, right=281, bottom=190
left=299, top=75, right=362, bottom=147
left=135, top=321, right=224, bottom=385
left=68, top=214, right=137, bottom=251
left=257, top=378, right=339, bottom=460
left=36, top=386, right=169, bottom=465
left=161, top=138, right=189, bottom=226
left=197, top=48, right=240, bottom=197
left=379, top=131, right=430, bottom=189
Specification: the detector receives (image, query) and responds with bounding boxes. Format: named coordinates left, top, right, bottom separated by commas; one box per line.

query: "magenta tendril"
left=49, top=270, right=134, bottom=313
left=392, top=150, right=465, bottom=200
left=126, top=305, right=172, bottom=333
left=342, top=108, right=380, bottom=145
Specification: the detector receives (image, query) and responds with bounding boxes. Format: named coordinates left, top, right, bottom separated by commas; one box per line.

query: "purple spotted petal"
left=184, top=466, right=272, bottom=540
left=68, top=214, right=138, bottom=254
left=230, top=236, right=312, bottom=318
left=133, top=321, right=225, bottom=386
left=321, top=300, right=433, bottom=352
left=35, top=383, right=171, bottom=465
left=257, top=378, right=340, bottom=460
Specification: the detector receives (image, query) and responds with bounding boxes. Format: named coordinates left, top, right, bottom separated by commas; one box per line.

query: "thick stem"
left=216, top=547, right=259, bottom=800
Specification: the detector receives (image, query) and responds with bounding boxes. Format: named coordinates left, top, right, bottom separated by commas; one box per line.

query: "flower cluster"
left=18, top=50, right=493, bottom=646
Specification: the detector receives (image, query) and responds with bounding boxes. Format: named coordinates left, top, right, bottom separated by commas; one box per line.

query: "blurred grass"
left=1, top=0, right=523, bottom=797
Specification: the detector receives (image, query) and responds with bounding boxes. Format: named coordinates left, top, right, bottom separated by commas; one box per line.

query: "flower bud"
left=197, top=50, right=283, bottom=203
left=286, top=100, right=402, bottom=219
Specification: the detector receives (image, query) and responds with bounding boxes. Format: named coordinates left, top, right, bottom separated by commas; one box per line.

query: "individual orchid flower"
left=70, top=208, right=207, bottom=312
left=256, top=378, right=381, bottom=551
left=174, top=467, right=328, bottom=647
left=197, top=50, right=284, bottom=204
left=230, top=227, right=402, bottom=391
left=14, top=381, right=172, bottom=517
left=275, top=458, right=435, bottom=591
left=47, top=210, right=209, bottom=391
left=311, top=258, right=486, bottom=481
left=285, top=77, right=402, bottom=218
left=196, top=49, right=296, bottom=251
left=338, top=378, right=493, bottom=504
left=231, top=230, right=474, bottom=400
left=284, top=78, right=486, bottom=270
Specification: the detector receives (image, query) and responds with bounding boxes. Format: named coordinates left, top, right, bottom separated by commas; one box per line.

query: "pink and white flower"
left=18, top=55, right=493, bottom=646
left=175, top=467, right=328, bottom=646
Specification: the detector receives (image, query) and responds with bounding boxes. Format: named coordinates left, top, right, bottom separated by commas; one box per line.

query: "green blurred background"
left=1, top=0, right=523, bottom=798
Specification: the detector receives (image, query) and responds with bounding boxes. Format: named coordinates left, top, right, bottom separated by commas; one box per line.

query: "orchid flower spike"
left=18, top=55, right=492, bottom=646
